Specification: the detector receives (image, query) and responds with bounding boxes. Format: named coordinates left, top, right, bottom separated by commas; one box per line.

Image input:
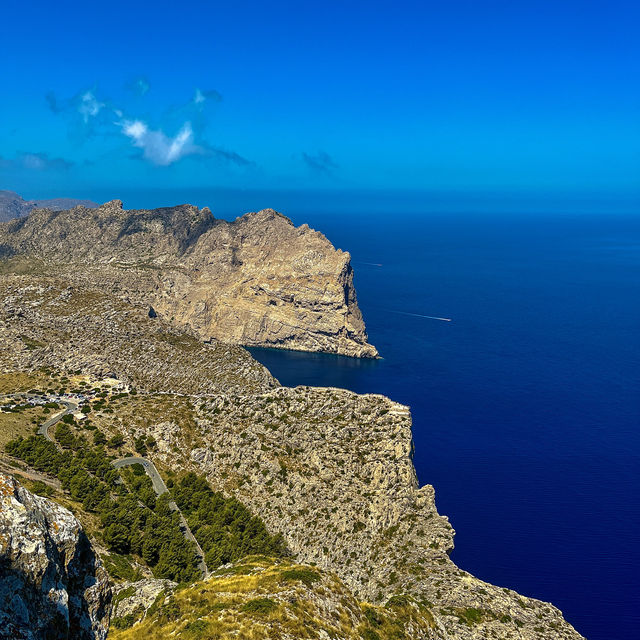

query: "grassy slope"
left=108, top=557, right=437, bottom=640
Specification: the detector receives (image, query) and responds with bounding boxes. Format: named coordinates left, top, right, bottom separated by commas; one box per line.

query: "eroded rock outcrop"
left=0, top=201, right=377, bottom=357
left=0, top=473, right=111, bottom=640
left=111, top=578, right=176, bottom=629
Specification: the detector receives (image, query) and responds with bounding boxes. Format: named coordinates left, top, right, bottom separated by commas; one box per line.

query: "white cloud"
left=120, top=119, right=202, bottom=166
left=48, top=84, right=242, bottom=167
left=78, top=91, right=104, bottom=123
left=194, top=88, right=206, bottom=104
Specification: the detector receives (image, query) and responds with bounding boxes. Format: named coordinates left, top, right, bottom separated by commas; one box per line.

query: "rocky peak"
left=98, top=199, right=124, bottom=213
left=0, top=473, right=111, bottom=639
left=236, top=207, right=294, bottom=226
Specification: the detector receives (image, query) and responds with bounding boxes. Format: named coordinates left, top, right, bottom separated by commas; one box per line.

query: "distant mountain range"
left=0, top=190, right=98, bottom=222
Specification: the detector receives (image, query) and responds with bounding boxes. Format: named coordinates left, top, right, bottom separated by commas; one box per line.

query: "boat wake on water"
left=384, top=309, right=452, bottom=322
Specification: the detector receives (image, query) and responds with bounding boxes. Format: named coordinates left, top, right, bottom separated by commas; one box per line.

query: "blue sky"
left=1, top=0, right=639, bottom=203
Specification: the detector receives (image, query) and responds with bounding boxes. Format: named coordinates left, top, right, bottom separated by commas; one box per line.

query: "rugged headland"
left=0, top=199, right=378, bottom=358
left=0, top=201, right=584, bottom=639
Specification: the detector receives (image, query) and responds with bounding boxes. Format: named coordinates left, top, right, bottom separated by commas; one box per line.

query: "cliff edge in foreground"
left=0, top=473, right=111, bottom=640
left=0, top=200, right=378, bottom=358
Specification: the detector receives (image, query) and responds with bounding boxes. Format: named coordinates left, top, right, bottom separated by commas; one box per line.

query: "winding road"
left=113, top=456, right=209, bottom=577
left=38, top=400, right=78, bottom=441
left=1, top=393, right=209, bottom=578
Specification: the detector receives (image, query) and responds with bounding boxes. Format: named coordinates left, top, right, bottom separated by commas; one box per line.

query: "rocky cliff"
left=151, top=387, right=584, bottom=640
left=0, top=200, right=378, bottom=357
left=0, top=473, right=111, bottom=639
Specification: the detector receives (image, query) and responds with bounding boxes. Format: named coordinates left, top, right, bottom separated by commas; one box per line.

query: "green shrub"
left=108, top=434, right=124, bottom=448
left=280, top=568, right=320, bottom=587
left=171, top=472, right=287, bottom=569
left=241, top=598, right=277, bottom=615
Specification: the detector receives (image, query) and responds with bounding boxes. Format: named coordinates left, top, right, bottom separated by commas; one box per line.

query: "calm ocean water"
left=245, top=210, right=640, bottom=640
left=76, top=189, right=639, bottom=640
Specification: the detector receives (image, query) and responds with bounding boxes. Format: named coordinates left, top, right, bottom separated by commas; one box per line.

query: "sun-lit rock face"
left=0, top=473, right=111, bottom=640
left=0, top=202, right=378, bottom=358
left=0, top=201, right=586, bottom=640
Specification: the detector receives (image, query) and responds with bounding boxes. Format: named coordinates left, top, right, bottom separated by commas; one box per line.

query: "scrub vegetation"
left=5, top=424, right=285, bottom=583
left=108, top=556, right=437, bottom=639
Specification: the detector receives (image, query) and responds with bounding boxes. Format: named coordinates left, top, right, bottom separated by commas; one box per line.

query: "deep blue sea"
left=244, top=210, right=640, bottom=640
left=43, top=188, right=640, bottom=640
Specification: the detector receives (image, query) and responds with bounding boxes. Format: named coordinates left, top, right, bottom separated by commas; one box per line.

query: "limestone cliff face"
left=0, top=473, right=111, bottom=640
left=0, top=201, right=378, bottom=358
left=158, top=208, right=377, bottom=357
left=142, top=386, right=584, bottom=640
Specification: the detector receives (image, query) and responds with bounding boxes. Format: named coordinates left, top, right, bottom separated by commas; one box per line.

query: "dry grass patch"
left=108, top=557, right=437, bottom=640
left=0, top=406, right=44, bottom=448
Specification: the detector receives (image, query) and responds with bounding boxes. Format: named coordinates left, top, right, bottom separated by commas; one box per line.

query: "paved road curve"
left=113, top=456, right=209, bottom=578
left=38, top=401, right=78, bottom=441
left=1, top=393, right=208, bottom=579
left=0, top=393, right=77, bottom=442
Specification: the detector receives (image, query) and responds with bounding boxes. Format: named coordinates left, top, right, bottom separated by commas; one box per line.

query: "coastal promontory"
left=0, top=200, right=377, bottom=358
left=0, top=201, right=584, bottom=640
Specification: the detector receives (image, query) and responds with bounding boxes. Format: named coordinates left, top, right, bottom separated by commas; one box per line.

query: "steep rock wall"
left=0, top=473, right=111, bottom=640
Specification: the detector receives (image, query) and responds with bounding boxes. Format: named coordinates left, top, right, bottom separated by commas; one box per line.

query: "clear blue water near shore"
left=49, top=189, right=640, bottom=640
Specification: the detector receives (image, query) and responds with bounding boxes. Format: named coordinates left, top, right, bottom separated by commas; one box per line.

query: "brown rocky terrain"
left=0, top=273, right=275, bottom=395
left=0, top=200, right=378, bottom=357
left=143, top=387, right=582, bottom=640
